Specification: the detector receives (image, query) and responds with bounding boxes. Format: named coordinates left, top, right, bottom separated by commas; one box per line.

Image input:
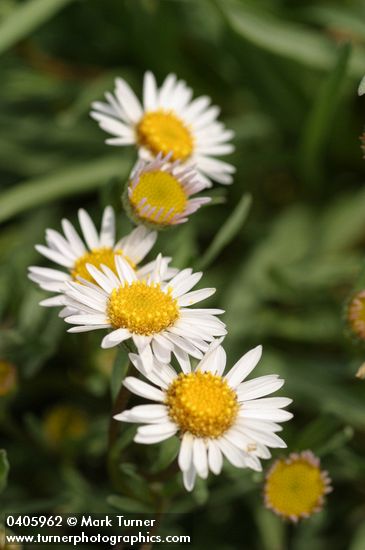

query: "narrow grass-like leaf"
left=298, top=42, right=351, bottom=186
left=215, top=0, right=364, bottom=76
left=0, top=155, right=130, bottom=223
left=197, top=193, right=251, bottom=270
left=110, top=346, right=129, bottom=401
left=0, top=0, right=74, bottom=55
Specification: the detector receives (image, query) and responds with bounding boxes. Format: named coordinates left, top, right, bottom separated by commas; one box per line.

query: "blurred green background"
left=1, top=0, right=365, bottom=549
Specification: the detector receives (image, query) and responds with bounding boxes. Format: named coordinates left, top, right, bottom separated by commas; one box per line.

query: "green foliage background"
left=1, top=0, right=365, bottom=549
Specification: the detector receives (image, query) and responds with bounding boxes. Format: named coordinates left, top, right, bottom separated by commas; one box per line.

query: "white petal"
left=193, top=438, right=208, bottom=479
left=35, top=245, right=73, bottom=268
left=236, top=376, right=284, bottom=401
left=171, top=272, right=202, bottom=298
left=101, top=328, right=131, bottom=348
left=123, top=376, right=165, bottom=402
left=178, top=433, right=194, bottom=472
left=39, top=295, right=65, bottom=307
left=115, top=77, right=143, bottom=123
left=178, top=288, right=215, bottom=306
left=183, top=461, right=196, bottom=492
left=217, top=438, right=247, bottom=468
left=197, top=344, right=226, bottom=375
left=173, top=347, right=191, bottom=374
left=208, top=441, right=223, bottom=475
left=239, top=408, right=293, bottom=422
left=65, top=314, right=108, bottom=325
left=152, top=338, right=171, bottom=364
left=114, top=404, right=168, bottom=423
left=225, top=346, right=263, bottom=389
left=243, top=397, right=292, bottom=409
left=115, top=255, right=137, bottom=284
left=28, top=266, right=70, bottom=282
left=67, top=324, right=108, bottom=333
left=62, top=219, right=87, bottom=257
left=99, top=206, right=115, bottom=247
left=78, top=209, right=99, bottom=249
left=86, top=264, right=116, bottom=293
left=143, top=71, right=158, bottom=111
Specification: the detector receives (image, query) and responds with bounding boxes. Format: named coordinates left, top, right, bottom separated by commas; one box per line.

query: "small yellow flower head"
left=347, top=290, right=365, bottom=340
left=43, top=405, right=88, bottom=448
left=0, top=360, right=17, bottom=397
left=264, top=450, right=332, bottom=523
left=123, top=153, right=210, bottom=230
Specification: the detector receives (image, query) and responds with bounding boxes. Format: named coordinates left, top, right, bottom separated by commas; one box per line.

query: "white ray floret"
left=115, top=342, right=293, bottom=491
left=28, top=206, right=175, bottom=311
left=91, top=71, right=235, bottom=187
left=63, top=255, right=226, bottom=372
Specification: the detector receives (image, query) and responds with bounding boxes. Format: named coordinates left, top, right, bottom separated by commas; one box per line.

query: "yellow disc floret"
left=166, top=371, right=239, bottom=438
left=129, top=171, right=187, bottom=225
left=71, top=247, right=135, bottom=282
left=264, top=451, right=331, bottom=522
left=347, top=290, right=365, bottom=340
left=137, top=109, right=194, bottom=161
left=107, top=281, right=179, bottom=335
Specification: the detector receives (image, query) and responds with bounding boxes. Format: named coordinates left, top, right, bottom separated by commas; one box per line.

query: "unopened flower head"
left=115, top=342, right=292, bottom=491
left=63, top=255, right=226, bottom=372
left=264, top=450, right=332, bottom=523
left=28, top=206, right=175, bottom=312
left=346, top=290, right=365, bottom=340
left=124, top=153, right=211, bottom=228
left=91, top=71, right=235, bottom=187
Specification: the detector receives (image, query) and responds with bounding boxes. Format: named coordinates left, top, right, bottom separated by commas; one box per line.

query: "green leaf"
left=255, top=507, right=285, bottom=550
left=350, top=522, right=365, bottom=550
left=215, top=0, right=364, bottom=76
left=110, top=347, right=129, bottom=401
left=0, top=0, right=74, bottom=55
left=0, top=450, right=9, bottom=493
left=298, top=42, right=351, bottom=186
left=319, top=188, right=365, bottom=252
left=149, top=437, right=179, bottom=474
left=197, top=193, right=251, bottom=270
left=0, top=155, right=130, bottom=223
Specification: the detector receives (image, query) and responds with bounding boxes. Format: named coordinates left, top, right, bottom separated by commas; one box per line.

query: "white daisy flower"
left=115, top=343, right=293, bottom=491
left=28, top=206, right=173, bottom=311
left=124, top=153, right=211, bottom=228
left=63, top=255, right=226, bottom=372
left=90, top=71, right=235, bottom=187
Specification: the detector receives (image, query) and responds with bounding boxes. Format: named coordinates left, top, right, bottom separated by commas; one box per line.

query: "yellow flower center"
left=44, top=405, right=88, bottom=447
left=166, top=371, right=239, bottom=438
left=107, top=281, right=179, bottom=335
left=265, top=455, right=327, bottom=521
left=129, top=171, right=187, bottom=225
left=71, top=247, right=135, bottom=282
left=347, top=290, right=365, bottom=340
left=137, top=109, right=194, bottom=161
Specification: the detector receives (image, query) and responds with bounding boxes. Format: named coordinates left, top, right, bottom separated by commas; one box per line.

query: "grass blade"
left=0, top=155, right=130, bottom=223
left=197, top=193, right=251, bottom=270
left=298, top=42, right=351, bottom=187
left=0, top=0, right=74, bottom=55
